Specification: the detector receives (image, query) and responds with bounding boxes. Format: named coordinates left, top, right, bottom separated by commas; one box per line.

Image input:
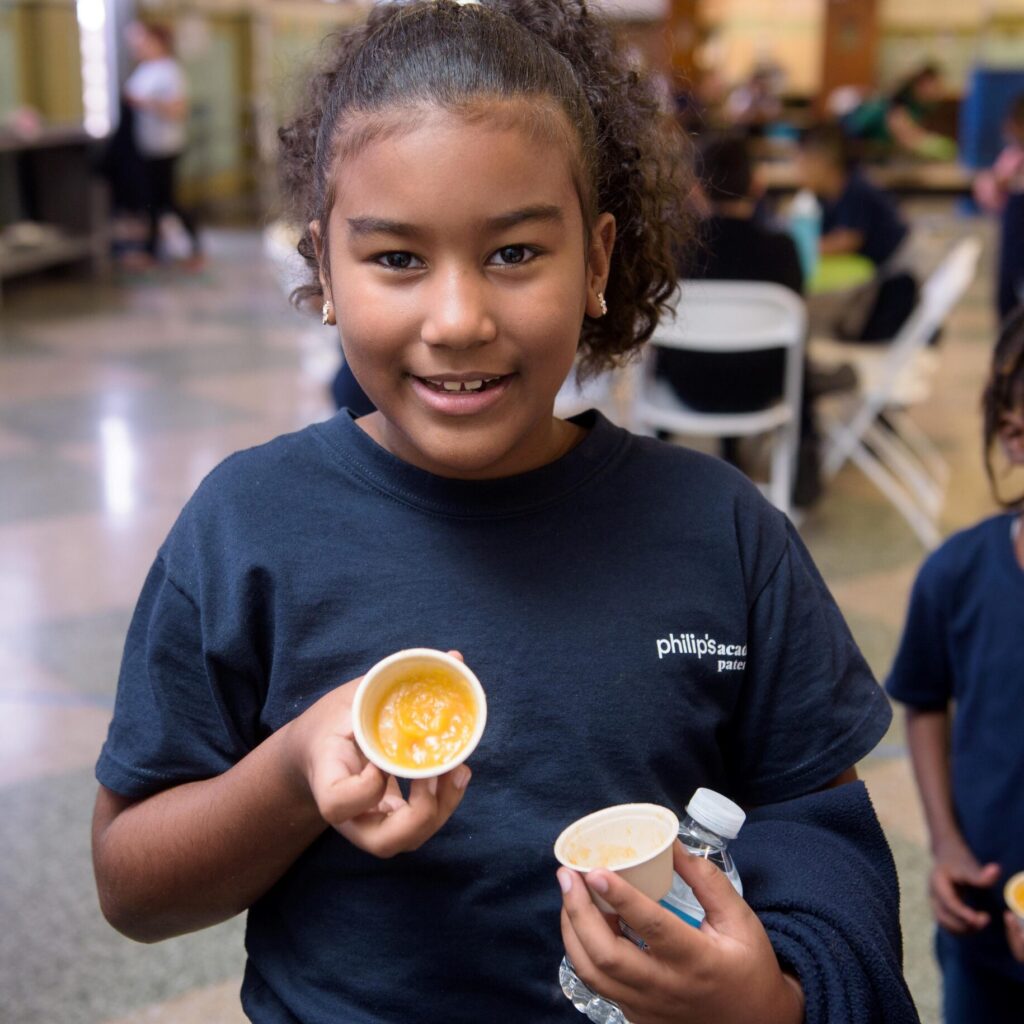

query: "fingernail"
left=558, top=870, right=572, bottom=894
left=428, top=776, right=438, bottom=796
left=454, top=766, right=471, bottom=790
left=587, top=872, right=609, bottom=895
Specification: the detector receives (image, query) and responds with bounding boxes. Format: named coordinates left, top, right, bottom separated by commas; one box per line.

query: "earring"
left=322, top=301, right=332, bottom=326
left=598, top=292, right=608, bottom=317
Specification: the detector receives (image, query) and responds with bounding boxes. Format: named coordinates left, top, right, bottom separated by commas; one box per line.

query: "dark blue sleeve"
left=726, top=521, right=892, bottom=806
left=96, top=534, right=262, bottom=799
left=826, top=180, right=870, bottom=235
left=885, top=556, right=953, bottom=709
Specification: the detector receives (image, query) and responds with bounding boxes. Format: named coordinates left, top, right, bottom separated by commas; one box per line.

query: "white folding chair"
left=812, top=236, right=982, bottom=549
left=632, top=281, right=807, bottom=517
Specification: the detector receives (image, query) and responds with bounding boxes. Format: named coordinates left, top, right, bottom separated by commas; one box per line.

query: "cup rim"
left=351, top=648, right=487, bottom=780
left=553, top=803, right=680, bottom=874
left=1005, top=870, right=1024, bottom=914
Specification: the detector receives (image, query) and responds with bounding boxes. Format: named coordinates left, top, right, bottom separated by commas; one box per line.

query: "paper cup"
left=1005, top=871, right=1024, bottom=925
left=352, top=648, right=487, bottom=780
left=554, top=804, right=680, bottom=913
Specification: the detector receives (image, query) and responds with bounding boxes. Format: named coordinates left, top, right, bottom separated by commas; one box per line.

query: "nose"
left=420, top=266, right=498, bottom=351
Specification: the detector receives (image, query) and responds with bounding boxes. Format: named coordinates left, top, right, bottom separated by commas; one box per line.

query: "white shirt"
left=125, top=57, right=188, bottom=158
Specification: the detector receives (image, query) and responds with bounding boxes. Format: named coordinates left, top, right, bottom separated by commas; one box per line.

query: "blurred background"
left=1, top=1, right=1022, bottom=1021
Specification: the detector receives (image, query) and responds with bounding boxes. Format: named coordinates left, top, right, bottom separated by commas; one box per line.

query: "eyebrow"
left=346, top=204, right=564, bottom=239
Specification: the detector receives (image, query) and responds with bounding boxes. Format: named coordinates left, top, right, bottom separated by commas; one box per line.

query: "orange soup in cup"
left=373, top=669, right=476, bottom=771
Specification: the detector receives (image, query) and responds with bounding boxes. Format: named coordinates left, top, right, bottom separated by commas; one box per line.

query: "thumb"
left=672, top=843, right=749, bottom=932
left=967, top=862, right=1001, bottom=888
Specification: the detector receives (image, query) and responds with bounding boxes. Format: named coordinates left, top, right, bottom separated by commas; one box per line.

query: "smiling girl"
left=92, top=2, right=896, bottom=1022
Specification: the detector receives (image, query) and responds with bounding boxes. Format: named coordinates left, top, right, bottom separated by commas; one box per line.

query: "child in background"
left=92, top=2, right=900, bottom=1021
left=974, top=95, right=1024, bottom=319
left=887, top=310, right=1024, bottom=1023
left=797, top=125, right=907, bottom=268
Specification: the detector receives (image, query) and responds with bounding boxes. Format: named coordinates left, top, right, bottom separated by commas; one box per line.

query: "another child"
left=797, top=125, right=908, bottom=268
left=887, top=310, right=1024, bottom=1023
left=93, top=2, right=901, bottom=1022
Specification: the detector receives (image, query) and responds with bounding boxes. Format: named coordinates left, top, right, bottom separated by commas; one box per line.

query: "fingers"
left=576, top=865, right=698, bottom=959
left=558, top=869, right=656, bottom=1001
left=671, top=843, right=752, bottom=933
left=314, top=760, right=388, bottom=827
left=930, top=868, right=990, bottom=933
left=447, top=650, right=464, bottom=662
left=338, top=764, right=471, bottom=858
left=1005, top=912, right=1024, bottom=963
left=965, top=862, right=1001, bottom=888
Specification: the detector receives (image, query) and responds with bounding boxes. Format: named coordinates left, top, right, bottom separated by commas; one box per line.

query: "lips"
left=408, top=372, right=516, bottom=416
left=414, top=374, right=511, bottom=393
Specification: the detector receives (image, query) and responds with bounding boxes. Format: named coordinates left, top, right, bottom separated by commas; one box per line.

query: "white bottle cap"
left=685, top=788, right=746, bottom=840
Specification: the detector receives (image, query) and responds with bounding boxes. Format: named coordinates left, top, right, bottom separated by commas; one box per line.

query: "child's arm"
left=818, top=227, right=864, bottom=257
left=904, top=706, right=999, bottom=933
left=93, top=671, right=470, bottom=943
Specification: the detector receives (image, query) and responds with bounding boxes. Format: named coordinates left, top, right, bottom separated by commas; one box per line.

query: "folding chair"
left=632, top=281, right=807, bottom=517
left=812, top=236, right=983, bottom=549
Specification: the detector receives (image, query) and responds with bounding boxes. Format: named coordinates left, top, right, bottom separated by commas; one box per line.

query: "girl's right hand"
left=282, top=654, right=472, bottom=859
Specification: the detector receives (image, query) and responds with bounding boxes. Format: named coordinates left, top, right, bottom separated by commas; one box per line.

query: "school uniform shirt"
left=887, top=514, right=1024, bottom=984
left=97, top=410, right=892, bottom=1024
left=124, top=57, right=187, bottom=158
left=822, top=171, right=908, bottom=267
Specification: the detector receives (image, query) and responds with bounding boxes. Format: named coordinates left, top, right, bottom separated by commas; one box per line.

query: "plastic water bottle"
left=787, top=188, right=821, bottom=283
left=659, top=788, right=745, bottom=926
left=558, top=789, right=745, bottom=1023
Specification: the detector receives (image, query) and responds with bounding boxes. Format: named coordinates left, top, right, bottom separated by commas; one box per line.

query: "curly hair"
left=983, top=305, right=1024, bottom=508
left=277, top=0, right=691, bottom=377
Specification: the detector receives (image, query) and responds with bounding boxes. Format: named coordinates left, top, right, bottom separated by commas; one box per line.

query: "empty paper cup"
left=352, top=648, right=487, bottom=780
left=554, top=803, right=680, bottom=913
left=1005, top=871, right=1024, bottom=925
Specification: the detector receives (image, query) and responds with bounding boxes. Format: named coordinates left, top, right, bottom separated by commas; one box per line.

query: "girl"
left=887, top=311, right=1024, bottom=1023
left=123, top=21, right=202, bottom=267
left=92, top=2, right=897, bottom=1021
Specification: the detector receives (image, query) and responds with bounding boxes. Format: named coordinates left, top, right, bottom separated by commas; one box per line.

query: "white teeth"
left=442, top=381, right=462, bottom=391
left=462, top=380, right=484, bottom=391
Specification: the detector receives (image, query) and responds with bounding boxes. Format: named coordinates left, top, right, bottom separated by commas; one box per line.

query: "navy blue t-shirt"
left=887, top=514, right=1024, bottom=982
left=822, top=171, right=908, bottom=266
left=97, top=411, right=891, bottom=1023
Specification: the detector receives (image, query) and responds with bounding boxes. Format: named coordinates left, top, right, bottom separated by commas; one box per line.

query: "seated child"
left=797, top=125, right=908, bottom=268
left=887, top=309, right=1024, bottom=1023
left=657, top=132, right=803, bottom=415
left=91, top=3, right=905, bottom=1021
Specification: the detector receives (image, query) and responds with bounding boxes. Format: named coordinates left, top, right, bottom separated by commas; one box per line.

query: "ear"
left=997, top=415, right=1024, bottom=466
left=310, top=219, right=333, bottom=305
left=585, top=212, right=616, bottom=319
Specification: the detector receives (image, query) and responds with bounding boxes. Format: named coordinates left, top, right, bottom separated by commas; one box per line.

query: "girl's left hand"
left=559, top=842, right=805, bottom=1024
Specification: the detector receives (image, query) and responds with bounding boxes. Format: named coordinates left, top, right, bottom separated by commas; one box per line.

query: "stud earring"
left=598, top=292, right=608, bottom=317
left=322, top=301, right=332, bottom=326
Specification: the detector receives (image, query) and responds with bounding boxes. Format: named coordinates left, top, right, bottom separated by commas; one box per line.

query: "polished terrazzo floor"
left=0, top=211, right=1001, bottom=1023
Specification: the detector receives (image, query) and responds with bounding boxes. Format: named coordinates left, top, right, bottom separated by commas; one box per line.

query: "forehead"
left=329, top=104, right=585, bottom=233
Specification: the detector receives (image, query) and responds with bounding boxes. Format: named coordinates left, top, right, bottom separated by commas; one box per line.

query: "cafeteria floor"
left=0, top=204, right=1000, bottom=1024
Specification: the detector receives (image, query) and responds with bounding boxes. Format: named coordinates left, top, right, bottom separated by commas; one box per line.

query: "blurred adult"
left=726, top=63, right=784, bottom=136
left=973, top=95, right=1024, bottom=319
left=843, top=63, right=956, bottom=160
left=124, top=21, right=202, bottom=268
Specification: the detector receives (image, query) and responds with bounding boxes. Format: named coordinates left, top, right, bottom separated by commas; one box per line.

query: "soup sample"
left=372, top=668, right=476, bottom=770
left=1011, top=877, right=1024, bottom=912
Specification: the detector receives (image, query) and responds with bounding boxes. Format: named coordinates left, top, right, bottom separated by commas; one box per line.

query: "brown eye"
left=375, top=252, right=421, bottom=270
left=488, top=245, right=537, bottom=267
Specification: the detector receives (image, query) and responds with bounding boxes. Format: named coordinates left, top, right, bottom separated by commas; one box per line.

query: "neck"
left=712, top=198, right=756, bottom=219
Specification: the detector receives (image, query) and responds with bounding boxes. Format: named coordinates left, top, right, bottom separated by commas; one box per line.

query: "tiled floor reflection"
left=0, top=216, right=1001, bottom=1023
